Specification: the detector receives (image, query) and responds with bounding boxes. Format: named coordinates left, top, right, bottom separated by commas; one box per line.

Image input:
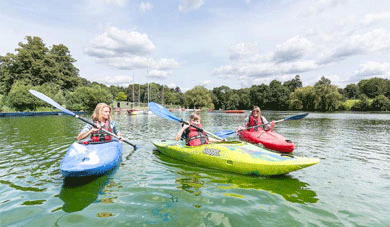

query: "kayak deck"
left=153, top=140, right=318, bottom=176
left=238, top=129, right=296, bottom=153
left=60, top=140, right=123, bottom=178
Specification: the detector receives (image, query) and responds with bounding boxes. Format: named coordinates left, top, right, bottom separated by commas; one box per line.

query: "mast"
left=132, top=73, right=135, bottom=109
left=147, top=64, right=150, bottom=104
left=138, top=84, right=141, bottom=108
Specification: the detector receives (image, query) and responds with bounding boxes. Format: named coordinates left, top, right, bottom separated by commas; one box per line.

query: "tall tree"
left=283, top=75, right=302, bottom=92
left=212, top=86, right=232, bottom=110
left=358, top=77, right=389, bottom=98
left=0, top=36, right=80, bottom=95
left=315, top=76, right=332, bottom=87
left=343, top=83, right=360, bottom=99
left=249, top=84, right=270, bottom=109
left=185, top=86, right=213, bottom=109
left=288, top=86, right=316, bottom=110
left=268, top=80, right=291, bottom=110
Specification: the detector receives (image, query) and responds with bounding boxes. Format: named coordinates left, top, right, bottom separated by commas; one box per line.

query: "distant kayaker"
left=238, top=106, right=275, bottom=131
left=77, top=103, right=122, bottom=142
left=175, top=111, right=217, bottom=146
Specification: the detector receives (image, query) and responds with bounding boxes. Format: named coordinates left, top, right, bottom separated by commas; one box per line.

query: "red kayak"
left=238, top=129, right=295, bottom=153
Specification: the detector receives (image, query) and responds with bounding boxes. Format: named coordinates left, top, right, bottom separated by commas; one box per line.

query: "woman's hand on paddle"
left=268, top=121, right=276, bottom=131
left=91, top=125, right=101, bottom=133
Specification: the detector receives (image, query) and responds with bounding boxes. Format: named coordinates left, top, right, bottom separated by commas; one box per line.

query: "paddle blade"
left=148, top=102, right=181, bottom=122
left=285, top=113, right=309, bottom=121
left=213, top=130, right=236, bottom=139
left=29, top=90, right=75, bottom=117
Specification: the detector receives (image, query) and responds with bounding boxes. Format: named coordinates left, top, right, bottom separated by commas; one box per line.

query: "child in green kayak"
left=175, top=111, right=215, bottom=146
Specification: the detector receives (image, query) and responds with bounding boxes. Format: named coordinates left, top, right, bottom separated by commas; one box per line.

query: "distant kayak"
left=238, top=129, right=295, bottom=153
left=225, top=110, right=245, bottom=114
left=60, top=140, right=122, bottom=178
left=153, top=140, right=318, bottom=176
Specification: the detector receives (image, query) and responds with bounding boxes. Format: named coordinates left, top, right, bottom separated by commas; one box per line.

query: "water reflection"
left=154, top=150, right=318, bottom=204
left=60, top=166, right=119, bottom=213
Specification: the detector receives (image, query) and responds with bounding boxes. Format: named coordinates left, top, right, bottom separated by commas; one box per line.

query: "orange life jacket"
left=90, top=121, right=113, bottom=142
left=186, top=124, right=209, bottom=146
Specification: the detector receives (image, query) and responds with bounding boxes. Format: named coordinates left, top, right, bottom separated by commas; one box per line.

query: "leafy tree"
left=0, top=36, right=80, bottom=95
left=5, top=80, right=36, bottom=111
left=115, top=91, right=127, bottom=101
left=249, top=84, right=270, bottom=109
left=164, top=88, right=179, bottom=105
left=48, top=44, right=80, bottom=90
left=66, top=85, right=113, bottom=111
left=283, top=75, right=302, bottom=92
left=185, top=86, right=213, bottom=109
left=313, top=78, right=342, bottom=111
left=268, top=80, right=291, bottom=110
left=351, top=94, right=371, bottom=111
left=343, top=83, right=360, bottom=99
left=226, top=93, right=240, bottom=110
left=288, top=86, right=316, bottom=110
left=109, top=85, right=125, bottom=99
left=314, top=76, right=331, bottom=87
left=237, top=88, right=251, bottom=110
left=212, top=86, right=232, bottom=110
left=371, top=95, right=390, bottom=111
left=358, top=77, right=389, bottom=98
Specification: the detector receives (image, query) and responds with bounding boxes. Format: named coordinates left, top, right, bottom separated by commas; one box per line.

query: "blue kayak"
left=60, top=140, right=123, bottom=177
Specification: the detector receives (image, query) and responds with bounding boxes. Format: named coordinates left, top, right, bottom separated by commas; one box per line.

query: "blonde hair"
left=251, top=106, right=261, bottom=115
left=190, top=111, right=201, bottom=121
left=91, top=103, right=113, bottom=122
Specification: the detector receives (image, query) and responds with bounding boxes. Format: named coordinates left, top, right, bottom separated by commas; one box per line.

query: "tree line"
left=1, top=36, right=390, bottom=112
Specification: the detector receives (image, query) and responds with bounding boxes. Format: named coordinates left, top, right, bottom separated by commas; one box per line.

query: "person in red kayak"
left=77, top=103, right=122, bottom=142
left=239, top=106, right=275, bottom=132
left=175, top=111, right=215, bottom=146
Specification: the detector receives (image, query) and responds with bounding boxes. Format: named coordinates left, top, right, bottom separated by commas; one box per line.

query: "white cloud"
left=229, top=42, right=260, bottom=61
left=140, top=2, right=153, bottom=12
left=213, top=35, right=317, bottom=80
left=178, top=0, right=205, bottom=13
left=350, top=61, right=390, bottom=82
left=361, top=12, right=390, bottom=25
left=201, top=80, right=211, bottom=86
left=85, top=27, right=155, bottom=58
left=102, top=56, right=151, bottom=69
left=96, top=74, right=134, bottom=86
left=85, top=0, right=127, bottom=14
left=272, top=35, right=313, bottom=63
left=147, top=69, right=171, bottom=79
left=304, top=0, right=349, bottom=16
left=150, top=58, right=181, bottom=70
left=318, top=28, right=390, bottom=64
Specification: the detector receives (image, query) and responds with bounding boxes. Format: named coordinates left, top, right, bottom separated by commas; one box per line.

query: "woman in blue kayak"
left=239, top=106, right=275, bottom=131
left=77, top=103, right=122, bottom=142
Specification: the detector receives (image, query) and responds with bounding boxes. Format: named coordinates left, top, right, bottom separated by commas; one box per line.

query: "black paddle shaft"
left=76, top=115, right=137, bottom=148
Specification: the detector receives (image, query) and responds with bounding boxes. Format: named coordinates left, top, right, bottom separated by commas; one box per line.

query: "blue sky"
left=1, top=0, right=390, bottom=91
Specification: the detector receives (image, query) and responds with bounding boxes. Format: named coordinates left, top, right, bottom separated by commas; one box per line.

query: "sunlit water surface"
left=0, top=111, right=389, bottom=226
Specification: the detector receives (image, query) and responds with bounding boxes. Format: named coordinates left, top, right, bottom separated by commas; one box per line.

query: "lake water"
left=0, top=111, right=389, bottom=226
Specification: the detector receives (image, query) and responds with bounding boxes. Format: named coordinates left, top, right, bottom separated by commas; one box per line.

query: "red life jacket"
left=186, top=124, right=209, bottom=146
left=90, top=121, right=113, bottom=142
left=247, top=115, right=264, bottom=132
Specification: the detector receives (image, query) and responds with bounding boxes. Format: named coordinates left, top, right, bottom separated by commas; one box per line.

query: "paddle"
left=29, top=90, right=138, bottom=150
left=214, top=113, right=309, bottom=139
left=148, top=102, right=224, bottom=141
